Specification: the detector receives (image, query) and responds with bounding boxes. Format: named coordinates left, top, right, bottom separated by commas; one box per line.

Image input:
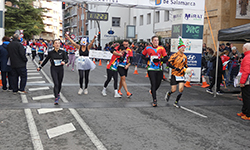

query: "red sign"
left=71, top=34, right=75, bottom=39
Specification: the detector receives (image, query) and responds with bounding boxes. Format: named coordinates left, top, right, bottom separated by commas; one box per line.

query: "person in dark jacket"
left=7, top=33, right=28, bottom=94
left=206, top=51, right=223, bottom=95
left=0, top=36, right=13, bottom=91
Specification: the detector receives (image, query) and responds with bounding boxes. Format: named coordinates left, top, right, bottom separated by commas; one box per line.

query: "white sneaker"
left=78, top=88, right=83, bottom=95
left=114, top=93, right=122, bottom=98
left=102, top=89, right=107, bottom=96
left=84, top=89, right=88, bottom=95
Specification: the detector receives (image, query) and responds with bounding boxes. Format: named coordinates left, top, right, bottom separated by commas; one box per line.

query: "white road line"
left=28, top=73, right=40, bottom=76
left=37, top=108, right=63, bottom=115
left=32, top=94, right=54, bottom=101
left=46, top=123, right=76, bottom=139
left=27, top=70, right=38, bottom=73
left=21, top=95, right=44, bottom=150
left=27, top=81, right=46, bottom=84
left=181, top=106, right=208, bottom=118
left=28, top=76, right=43, bottom=80
left=34, top=60, right=107, bottom=150
left=29, top=87, right=50, bottom=92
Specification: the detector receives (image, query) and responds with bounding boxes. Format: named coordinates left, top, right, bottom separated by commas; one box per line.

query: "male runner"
left=165, top=36, right=188, bottom=108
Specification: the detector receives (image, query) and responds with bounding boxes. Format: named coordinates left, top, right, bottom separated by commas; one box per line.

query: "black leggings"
left=78, top=69, right=90, bottom=89
left=32, top=51, right=36, bottom=60
left=50, top=66, right=64, bottom=98
left=148, top=71, right=163, bottom=100
left=208, top=76, right=222, bottom=92
left=104, top=69, right=118, bottom=90
left=38, top=53, right=44, bottom=61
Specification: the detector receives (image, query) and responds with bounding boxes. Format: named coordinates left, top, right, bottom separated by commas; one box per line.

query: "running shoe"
left=237, top=112, right=246, bottom=117
left=78, top=88, right=83, bottom=95
left=216, top=91, right=223, bottom=95
left=84, top=89, right=88, bottom=95
left=206, top=89, right=213, bottom=94
left=114, top=92, right=122, bottom=98
left=118, top=90, right=123, bottom=96
left=241, top=115, right=250, bottom=120
left=165, top=91, right=171, bottom=102
left=58, top=94, right=60, bottom=100
left=152, top=100, right=157, bottom=107
left=102, top=89, right=107, bottom=96
left=54, top=98, right=59, bottom=105
left=127, top=92, right=132, bottom=98
left=72, top=68, right=74, bottom=72
left=18, top=91, right=27, bottom=94
left=173, top=101, right=181, bottom=108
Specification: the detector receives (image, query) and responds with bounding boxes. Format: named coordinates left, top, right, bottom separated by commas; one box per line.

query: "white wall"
left=0, top=0, right=5, bottom=45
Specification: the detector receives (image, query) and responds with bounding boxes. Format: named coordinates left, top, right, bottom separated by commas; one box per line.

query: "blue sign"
left=185, top=53, right=201, bottom=68
left=108, top=29, right=114, bottom=35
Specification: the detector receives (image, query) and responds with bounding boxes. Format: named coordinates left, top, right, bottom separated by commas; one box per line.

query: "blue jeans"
left=11, top=67, right=27, bottom=92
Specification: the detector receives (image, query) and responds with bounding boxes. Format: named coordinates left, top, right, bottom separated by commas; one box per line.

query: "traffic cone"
left=133, top=65, right=139, bottom=74
left=98, top=59, right=102, bottom=66
left=145, top=73, right=148, bottom=77
left=0, top=72, right=2, bottom=88
left=93, top=58, right=96, bottom=64
left=201, top=75, right=210, bottom=88
left=163, top=74, right=167, bottom=80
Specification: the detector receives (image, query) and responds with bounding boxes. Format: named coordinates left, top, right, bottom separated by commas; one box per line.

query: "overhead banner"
left=58, top=0, right=205, bottom=11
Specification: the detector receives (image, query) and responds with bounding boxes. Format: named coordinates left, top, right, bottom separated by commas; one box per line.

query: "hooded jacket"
left=7, top=38, right=27, bottom=68
left=0, top=41, right=11, bottom=72
left=239, top=51, right=250, bottom=84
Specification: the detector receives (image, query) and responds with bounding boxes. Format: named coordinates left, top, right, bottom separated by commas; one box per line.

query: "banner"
left=89, top=50, right=112, bottom=59
left=170, top=38, right=202, bottom=53
left=236, top=0, right=250, bottom=19
left=172, top=9, right=204, bottom=25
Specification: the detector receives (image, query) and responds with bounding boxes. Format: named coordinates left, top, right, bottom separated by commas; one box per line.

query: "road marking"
left=21, top=95, right=44, bottom=150
left=27, top=70, right=38, bottom=73
left=32, top=94, right=54, bottom=101
left=28, top=76, right=43, bottom=80
left=37, top=108, right=63, bottom=115
left=29, top=87, right=50, bottom=92
left=27, top=81, right=46, bottom=84
left=46, top=123, right=76, bottom=139
left=28, top=73, right=40, bottom=76
left=181, top=106, right=208, bottom=118
left=34, top=60, right=107, bottom=150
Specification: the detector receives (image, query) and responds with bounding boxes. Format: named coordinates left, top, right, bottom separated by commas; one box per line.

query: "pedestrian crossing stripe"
left=37, top=108, right=63, bottom=115
left=29, top=87, right=50, bottom=91
left=46, top=123, right=76, bottom=139
left=32, top=94, right=54, bottom=101
left=27, top=76, right=43, bottom=79
left=28, top=73, right=40, bottom=76
left=27, top=81, right=46, bottom=84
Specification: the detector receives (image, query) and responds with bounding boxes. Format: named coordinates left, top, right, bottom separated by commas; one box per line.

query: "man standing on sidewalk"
left=237, top=43, right=250, bottom=120
left=7, top=33, right=28, bottom=94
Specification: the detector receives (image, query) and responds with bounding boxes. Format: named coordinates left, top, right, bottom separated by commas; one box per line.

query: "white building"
left=88, top=4, right=172, bottom=48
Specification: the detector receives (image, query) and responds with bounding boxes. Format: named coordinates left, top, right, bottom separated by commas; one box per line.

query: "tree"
left=5, top=0, right=45, bottom=39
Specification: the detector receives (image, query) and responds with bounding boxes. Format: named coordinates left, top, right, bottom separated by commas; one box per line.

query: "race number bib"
left=39, top=46, right=44, bottom=50
left=54, top=59, right=62, bottom=66
left=175, top=76, right=184, bottom=81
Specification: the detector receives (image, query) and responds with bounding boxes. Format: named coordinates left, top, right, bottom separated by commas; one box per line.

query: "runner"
left=116, top=40, right=133, bottom=98
left=30, top=39, right=37, bottom=60
left=37, top=39, right=68, bottom=105
left=65, top=34, right=97, bottom=95
left=165, top=36, right=188, bottom=108
left=141, top=36, right=168, bottom=107
left=36, top=38, right=47, bottom=64
left=67, top=43, right=77, bottom=71
left=102, top=45, right=125, bottom=97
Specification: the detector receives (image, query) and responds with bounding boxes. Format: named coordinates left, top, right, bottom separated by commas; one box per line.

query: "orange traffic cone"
left=145, top=73, right=148, bottom=77
left=0, top=72, right=2, bottom=88
left=98, top=59, right=102, bottom=66
left=93, top=58, right=96, bottom=64
left=201, top=75, right=210, bottom=88
left=133, top=65, right=139, bottom=74
left=184, top=76, right=191, bottom=87
left=163, top=74, right=167, bottom=80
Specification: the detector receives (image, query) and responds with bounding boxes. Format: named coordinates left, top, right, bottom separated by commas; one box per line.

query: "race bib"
left=39, top=46, right=44, bottom=50
left=33, top=46, right=36, bottom=49
left=175, top=76, right=184, bottom=81
left=54, top=59, right=62, bottom=66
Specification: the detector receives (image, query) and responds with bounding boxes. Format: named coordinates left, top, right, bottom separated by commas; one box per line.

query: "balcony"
left=43, top=19, right=53, bottom=26
left=41, top=2, right=53, bottom=10
left=71, top=22, right=77, bottom=28
left=64, top=12, right=70, bottom=19
left=44, top=27, right=53, bottom=33
left=71, top=10, right=77, bottom=17
left=64, top=23, right=70, bottom=29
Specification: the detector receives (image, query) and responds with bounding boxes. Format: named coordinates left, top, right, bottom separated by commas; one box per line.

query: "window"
left=147, top=13, right=151, bottom=25
left=112, top=17, right=120, bottom=27
left=140, top=15, right=143, bottom=26
left=133, top=16, right=136, bottom=26
left=155, top=11, right=160, bottom=23
left=164, top=10, right=169, bottom=21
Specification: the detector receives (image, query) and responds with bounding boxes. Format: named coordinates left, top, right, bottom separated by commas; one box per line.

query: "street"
left=0, top=56, right=250, bottom=150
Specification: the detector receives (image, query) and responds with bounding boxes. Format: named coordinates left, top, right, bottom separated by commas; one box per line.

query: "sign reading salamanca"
left=60, top=0, right=205, bottom=11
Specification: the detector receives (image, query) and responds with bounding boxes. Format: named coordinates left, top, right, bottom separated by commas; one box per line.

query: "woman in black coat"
left=206, top=51, right=223, bottom=95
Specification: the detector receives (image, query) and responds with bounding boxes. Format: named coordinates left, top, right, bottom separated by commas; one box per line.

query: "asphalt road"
left=0, top=56, right=250, bottom=150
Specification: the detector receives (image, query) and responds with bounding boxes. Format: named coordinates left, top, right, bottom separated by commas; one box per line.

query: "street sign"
left=71, top=34, right=75, bottom=39
left=87, top=12, right=108, bottom=21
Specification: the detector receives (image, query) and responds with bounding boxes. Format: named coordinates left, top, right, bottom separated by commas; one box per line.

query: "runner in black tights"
left=37, top=39, right=68, bottom=105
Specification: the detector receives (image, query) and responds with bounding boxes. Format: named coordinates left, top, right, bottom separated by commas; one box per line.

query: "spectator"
left=202, top=43, right=207, bottom=56
left=206, top=51, right=223, bottom=95
left=164, top=42, right=171, bottom=56
left=226, top=43, right=231, bottom=53
left=237, top=43, right=250, bottom=120
left=104, top=43, right=110, bottom=51
left=220, top=50, right=230, bottom=85
left=220, top=43, right=230, bottom=52
left=204, top=47, right=214, bottom=77
left=0, top=36, right=13, bottom=91
left=7, top=33, right=28, bottom=94
left=228, top=47, right=240, bottom=85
